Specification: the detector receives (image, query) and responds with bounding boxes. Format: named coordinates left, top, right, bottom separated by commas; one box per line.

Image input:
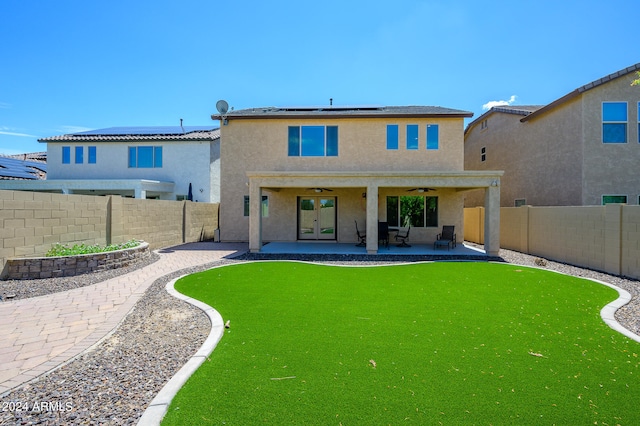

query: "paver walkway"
left=0, top=242, right=248, bottom=396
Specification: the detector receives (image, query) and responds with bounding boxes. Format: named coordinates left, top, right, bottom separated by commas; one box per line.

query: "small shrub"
left=46, top=240, right=140, bottom=257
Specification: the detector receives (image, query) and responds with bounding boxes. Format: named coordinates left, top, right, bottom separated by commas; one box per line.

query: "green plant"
left=163, top=262, right=640, bottom=425
left=45, top=239, right=140, bottom=257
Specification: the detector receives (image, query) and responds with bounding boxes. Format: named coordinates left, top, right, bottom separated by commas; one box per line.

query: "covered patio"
left=247, top=171, right=504, bottom=256
left=259, top=241, right=487, bottom=256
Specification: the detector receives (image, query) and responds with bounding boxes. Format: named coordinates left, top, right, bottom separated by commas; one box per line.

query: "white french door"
left=298, top=197, right=336, bottom=240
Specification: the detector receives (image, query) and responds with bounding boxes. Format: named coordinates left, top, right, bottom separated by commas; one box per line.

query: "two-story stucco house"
left=464, top=63, right=640, bottom=207
left=0, top=126, right=220, bottom=202
left=212, top=105, right=503, bottom=255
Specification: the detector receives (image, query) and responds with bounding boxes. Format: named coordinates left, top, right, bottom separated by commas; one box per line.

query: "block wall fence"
left=0, top=190, right=219, bottom=274
left=464, top=205, right=640, bottom=280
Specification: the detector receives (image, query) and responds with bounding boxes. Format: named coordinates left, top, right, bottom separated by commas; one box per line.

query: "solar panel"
left=0, top=156, right=47, bottom=180
left=277, top=105, right=384, bottom=112
left=73, top=126, right=217, bottom=136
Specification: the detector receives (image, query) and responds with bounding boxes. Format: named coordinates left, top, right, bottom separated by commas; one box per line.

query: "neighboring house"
left=0, top=153, right=47, bottom=180
left=464, top=62, right=640, bottom=207
left=0, top=127, right=220, bottom=202
left=212, top=104, right=503, bottom=255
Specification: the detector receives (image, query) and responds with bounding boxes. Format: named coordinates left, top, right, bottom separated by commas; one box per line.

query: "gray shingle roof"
left=212, top=105, right=473, bottom=120
left=39, top=127, right=220, bottom=142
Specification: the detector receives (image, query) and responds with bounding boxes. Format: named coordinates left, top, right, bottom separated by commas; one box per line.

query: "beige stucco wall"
left=220, top=116, right=467, bottom=242
left=0, top=189, right=218, bottom=273
left=465, top=100, right=583, bottom=207
left=465, top=73, right=640, bottom=207
left=581, top=77, right=640, bottom=205
left=242, top=186, right=464, bottom=245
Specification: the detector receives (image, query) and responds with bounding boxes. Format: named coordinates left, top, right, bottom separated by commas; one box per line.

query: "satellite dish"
left=216, top=100, right=229, bottom=115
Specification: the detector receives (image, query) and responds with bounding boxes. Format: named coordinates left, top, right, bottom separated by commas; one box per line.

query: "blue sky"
left=1, top=0, right=638, bottom=154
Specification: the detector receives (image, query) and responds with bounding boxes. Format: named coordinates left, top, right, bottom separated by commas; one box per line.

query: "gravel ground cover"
left=0, top=248, right=638, bottom=425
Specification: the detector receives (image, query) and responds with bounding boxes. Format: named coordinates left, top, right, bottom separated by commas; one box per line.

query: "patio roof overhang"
left=246, top=170, right=503, bottom=256
left=245, top=170, right=503, bottom=190
left=0, top=179, right=175, bottom=199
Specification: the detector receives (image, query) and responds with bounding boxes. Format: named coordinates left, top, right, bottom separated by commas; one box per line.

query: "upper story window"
left=481, top=147, right=486, bottom=162
left=129, top=146, right=163, bottom=168
left=406, top=125, right=419, bottom=150
left=88, top=146, right=96, bottom=164
left=602, top=102, right=627, bottom=143
left=75, top=146, right=84, bottom=164
left=62, top=146, right=71, bottom=164
left=63, top=146, right=95, bottom=164
left=386, top=125, right=399, bottom=150
left=426, top=124, right=439, bottom=150
left=288, top=126, right=338, bottom=156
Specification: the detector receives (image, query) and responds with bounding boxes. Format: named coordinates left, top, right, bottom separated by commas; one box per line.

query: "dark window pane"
left=88, top=146, right=96, bottom=164
left=407, top=125, right=418, bottom=150
left=75, top=146, right=83, bottom=164
left=425, top=196, right=438, bottom=227
left=138, top=147, right=154, bottom=168
left=426, top=124, right=439, bottom=150
left=400, top=196, right=424, bottom=227
left=326, top=126, right=338, bottom=156
left=603, top=123, right=626, bottom=143
left=387, top=125, right=398, bottom=150
left=301, top=126, right=325, bottom=156
left=602, top=195, right=627, bottom=205
left=128, top=147, right=136, bottom=167
left=386, top=196, right=399, bottom=227
left=288, top=126, right=300, bottom=156
left=602, top=102, right=627, bottom=121
left=154, top=146, right=163, bottom=167
left=62, top=147, right=70, bottom=164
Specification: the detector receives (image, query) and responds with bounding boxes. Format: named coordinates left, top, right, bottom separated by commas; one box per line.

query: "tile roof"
left=212, top=105, right=473, bottom=120
left=39, top=127, right=220, bottom=142
left=0, top=154, right=47, bottom=180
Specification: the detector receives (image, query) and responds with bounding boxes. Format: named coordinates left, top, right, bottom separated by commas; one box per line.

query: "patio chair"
left=434, top=225, right=456, bottom=250
left=378, top=221, right=389, bottom=249
left=395, top=225, right=411, bottom=247
left=355, top=220, right=366, bottom=247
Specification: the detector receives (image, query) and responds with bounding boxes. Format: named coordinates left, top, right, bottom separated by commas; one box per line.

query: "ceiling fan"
left=407, top=188, right=435, bottom=193
left=307, top=188, right=334, bottom=193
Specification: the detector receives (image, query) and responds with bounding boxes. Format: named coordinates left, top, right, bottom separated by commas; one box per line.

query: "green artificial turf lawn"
left=163, top=262, right=640, bottom=425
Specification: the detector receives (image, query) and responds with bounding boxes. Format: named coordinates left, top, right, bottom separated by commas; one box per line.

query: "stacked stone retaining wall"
left=4, top=242, right=150, bottom=280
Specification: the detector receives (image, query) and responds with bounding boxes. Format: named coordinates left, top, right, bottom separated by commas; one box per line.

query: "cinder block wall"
left=1, top=190, right=109, bottom=263
left=621, top=205, right=640, bottom=279
left=465, top=204, right=640, bottom=280
left=185, top=202, right=219, bottom=242
left=0, top=190, right=219, bottom=274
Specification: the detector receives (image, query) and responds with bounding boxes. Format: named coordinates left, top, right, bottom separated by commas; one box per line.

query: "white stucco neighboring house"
left=0, top=126, right=221, bottom=202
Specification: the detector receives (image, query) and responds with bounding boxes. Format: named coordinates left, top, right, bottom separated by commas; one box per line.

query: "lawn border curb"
left=136, top=272, right=226, bottom=426
left=503, top=261, right=640, bottom=344
left=138, top=260, right=640, bottom=425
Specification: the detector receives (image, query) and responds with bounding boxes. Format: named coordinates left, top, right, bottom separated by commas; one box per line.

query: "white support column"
left=249, top=181, right=263, bottom=253
left=134, top=185, right=146, bottom=199
left=365, top=184, right=379, bottom=254
left=484, top=184, right=501, bottom=256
